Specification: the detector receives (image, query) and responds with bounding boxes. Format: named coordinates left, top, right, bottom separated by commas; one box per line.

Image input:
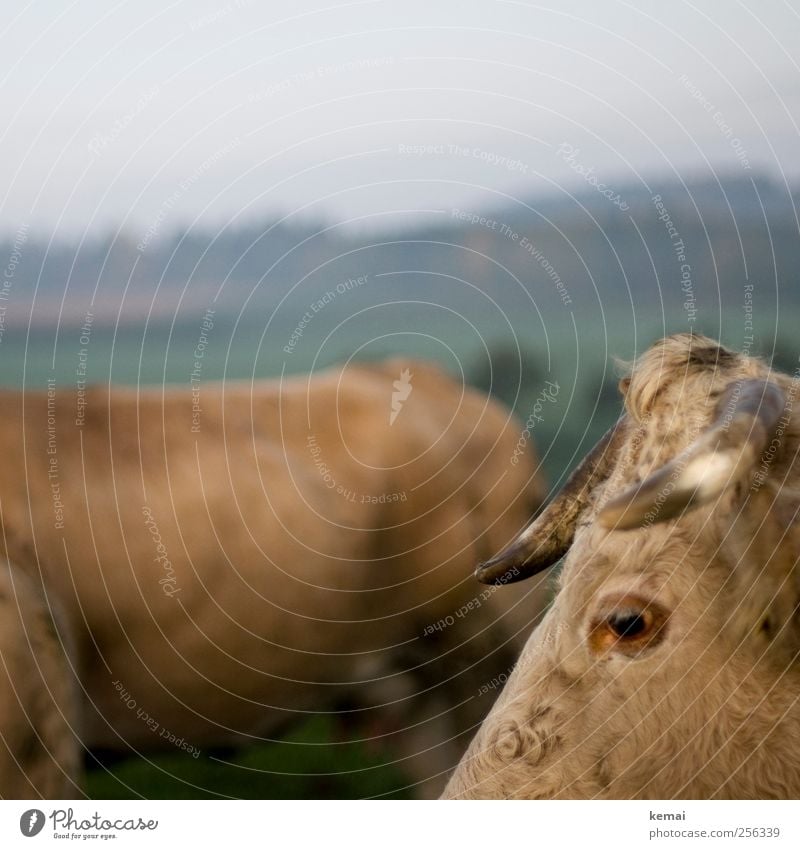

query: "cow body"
left=0, top=359, right=546, bottom=796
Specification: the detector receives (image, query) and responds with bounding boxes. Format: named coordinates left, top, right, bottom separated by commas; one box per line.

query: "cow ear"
left=618, top=377, right=631, bottom=397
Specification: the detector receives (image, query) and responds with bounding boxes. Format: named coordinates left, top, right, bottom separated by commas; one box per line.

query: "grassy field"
left=85, top=717, right=414, bottom=800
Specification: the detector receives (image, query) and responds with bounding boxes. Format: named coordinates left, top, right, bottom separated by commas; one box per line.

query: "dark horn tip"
left=475, top=563, right=521, bottom=586
left=474, top=549, right=525, bottom=585
left=474, top=544, right=555, bottom=586
left=475, top=562, right=509, bottom=585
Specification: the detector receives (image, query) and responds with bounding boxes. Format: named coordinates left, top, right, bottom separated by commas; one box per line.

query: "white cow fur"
left=445, top=334, right=800, bottom=799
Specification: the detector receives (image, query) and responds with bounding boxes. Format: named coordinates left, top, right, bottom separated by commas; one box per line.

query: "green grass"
left=85, top=716, right=415, bottom=800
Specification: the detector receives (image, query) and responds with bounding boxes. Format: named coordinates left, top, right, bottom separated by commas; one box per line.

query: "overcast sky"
left=2, top=0, right=799, bottom=243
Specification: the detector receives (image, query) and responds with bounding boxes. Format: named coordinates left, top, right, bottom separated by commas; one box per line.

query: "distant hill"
left=2, top=172, right=797, bottom=332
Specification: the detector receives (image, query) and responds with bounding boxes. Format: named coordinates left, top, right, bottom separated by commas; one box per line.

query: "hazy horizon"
left=3, top=0, right=799, bottom=243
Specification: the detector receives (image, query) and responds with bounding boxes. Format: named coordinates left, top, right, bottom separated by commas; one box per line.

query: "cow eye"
left=588, top=594, right=668, bottom=657
left=607, top=609, right=649, bottom=639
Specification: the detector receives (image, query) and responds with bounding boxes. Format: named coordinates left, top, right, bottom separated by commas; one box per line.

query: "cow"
left=443, top=333, right=800, bottom=799
left=0, top=561, right=78, bottom=798
left=0, top=358, right=547, bottom=798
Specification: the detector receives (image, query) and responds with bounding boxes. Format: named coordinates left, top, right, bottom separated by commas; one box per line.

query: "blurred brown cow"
left=0, top=359, right=548, bottom=797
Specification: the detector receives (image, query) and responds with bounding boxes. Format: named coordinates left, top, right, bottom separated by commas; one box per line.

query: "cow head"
left=443, top=333, right=800, bottom=799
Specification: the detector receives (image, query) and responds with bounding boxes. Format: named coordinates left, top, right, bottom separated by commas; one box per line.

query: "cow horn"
left=476, top=418, right=627, bottom=585
left=598, top=379, right=787, bottom=530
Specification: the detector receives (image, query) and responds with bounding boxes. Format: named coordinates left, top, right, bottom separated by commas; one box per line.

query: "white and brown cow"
left=444, top=333, right=800, bottom=799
